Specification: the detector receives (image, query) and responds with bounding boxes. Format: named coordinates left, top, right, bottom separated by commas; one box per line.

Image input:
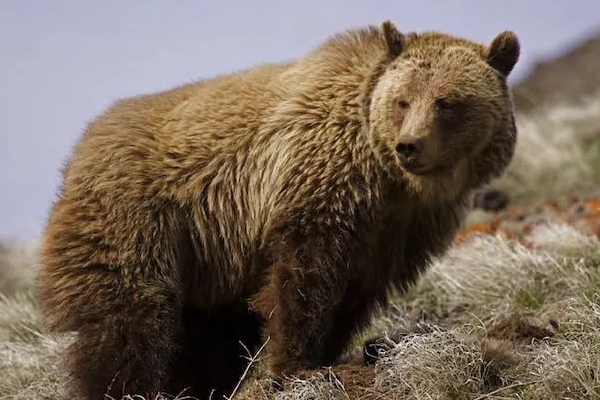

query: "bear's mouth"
left=400, top=160, right=434, bottom=175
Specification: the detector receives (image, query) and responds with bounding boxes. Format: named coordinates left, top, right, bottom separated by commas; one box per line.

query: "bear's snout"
left=395, top=138, right=424, bottom=160
left=395, top=134, right=441, bottom=175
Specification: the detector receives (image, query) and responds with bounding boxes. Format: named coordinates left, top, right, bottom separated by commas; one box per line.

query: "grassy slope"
left=2, top=39, right=600, bottom=400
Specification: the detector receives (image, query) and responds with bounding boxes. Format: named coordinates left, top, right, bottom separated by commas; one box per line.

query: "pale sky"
left=2, top=1, right=600, bottom=241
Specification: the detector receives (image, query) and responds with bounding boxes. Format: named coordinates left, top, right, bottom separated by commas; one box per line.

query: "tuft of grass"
left=514, top=283, right=546, bottom=311
left=508, top=297, right=600, bottom=400
left=0, top=294, right=69, bottom=400
left=372, top=326, right=491, bottom=399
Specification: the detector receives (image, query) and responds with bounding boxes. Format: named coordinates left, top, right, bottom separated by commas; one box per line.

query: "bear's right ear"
left=380, top=21, right=405, bottom=58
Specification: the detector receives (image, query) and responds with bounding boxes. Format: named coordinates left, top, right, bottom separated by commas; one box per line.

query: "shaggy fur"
left=37, top=21, right=519, bottom=399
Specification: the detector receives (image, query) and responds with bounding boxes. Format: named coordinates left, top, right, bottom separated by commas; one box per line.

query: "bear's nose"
left=395, top=138, right=424, bottom=159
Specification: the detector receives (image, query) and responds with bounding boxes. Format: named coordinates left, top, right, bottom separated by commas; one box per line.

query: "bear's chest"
left=378, top=200, right=414, bottom=266
left=354, top=199, right=414, bottom=291
left=358, top=196, right=464, bottom=294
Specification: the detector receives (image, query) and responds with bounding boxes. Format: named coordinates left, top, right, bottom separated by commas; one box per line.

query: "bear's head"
left=366, top=21, right=520, bottom=204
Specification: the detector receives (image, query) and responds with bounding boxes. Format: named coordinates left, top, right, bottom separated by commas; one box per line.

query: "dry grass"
left=1, top=73, right=600, bottom=400
left=0, top=241, right=38, bottom=296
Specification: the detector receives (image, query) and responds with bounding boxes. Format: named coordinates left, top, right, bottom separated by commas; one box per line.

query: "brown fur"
left=38, top=21, right=519, bottom=399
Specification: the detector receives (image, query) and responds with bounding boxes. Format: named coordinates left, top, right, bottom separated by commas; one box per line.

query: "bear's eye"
left=435, top=98, right=453, bottom=110
left=398, top=100, right=410, bottom=109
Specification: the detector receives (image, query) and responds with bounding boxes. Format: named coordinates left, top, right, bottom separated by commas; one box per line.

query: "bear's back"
left=63, top=62, right=291, bottom=201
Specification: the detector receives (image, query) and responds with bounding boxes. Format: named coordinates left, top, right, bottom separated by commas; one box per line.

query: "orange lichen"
left=458, top=197, right=600, bottom=245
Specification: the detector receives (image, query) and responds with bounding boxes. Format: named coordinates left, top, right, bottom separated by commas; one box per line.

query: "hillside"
left=1, top=31, right=600, bottom=400
left=513, top=32, right=600, bottom=113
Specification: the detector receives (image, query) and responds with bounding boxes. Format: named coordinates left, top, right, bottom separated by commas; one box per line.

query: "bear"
left=38, top=21, right=520, bottom=399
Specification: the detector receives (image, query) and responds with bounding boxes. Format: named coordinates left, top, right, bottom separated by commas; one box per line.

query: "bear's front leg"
left=253, top=245, right=351, bottom=378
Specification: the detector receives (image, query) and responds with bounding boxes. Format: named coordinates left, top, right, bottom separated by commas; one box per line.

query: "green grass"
left=583, top=138, right=600, bottom=176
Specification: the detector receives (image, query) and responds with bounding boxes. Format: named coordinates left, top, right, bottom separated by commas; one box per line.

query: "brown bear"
left=38, top=21, right=520, bottom=399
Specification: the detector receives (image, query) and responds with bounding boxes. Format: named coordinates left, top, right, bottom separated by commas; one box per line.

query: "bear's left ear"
left=486, top=31, right=520, bottom=76
left=380, top=21, right=405, bottom=58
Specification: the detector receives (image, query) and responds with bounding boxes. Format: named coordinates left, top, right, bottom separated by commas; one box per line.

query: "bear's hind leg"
left=61, top=274, right=182, bottom=399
